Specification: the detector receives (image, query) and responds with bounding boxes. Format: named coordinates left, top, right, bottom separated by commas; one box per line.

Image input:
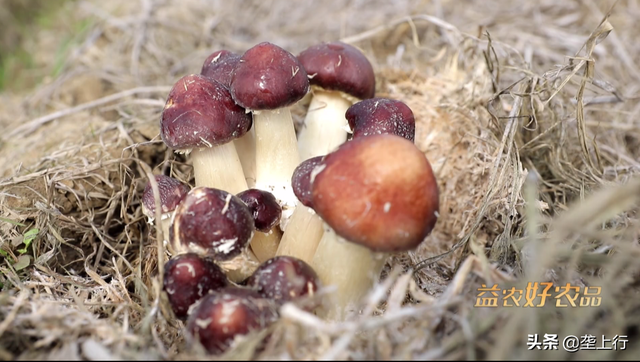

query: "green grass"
left=0, top=0, right=86, bottom=92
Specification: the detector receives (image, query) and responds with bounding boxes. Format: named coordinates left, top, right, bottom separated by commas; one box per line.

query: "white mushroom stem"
left=310, top=225, right=388, bottom=321
left=275, top=204, right=324, bottom=265
left=253, top=108, right=301, bottom=230
left=233, top=126, right=257, bottom=188
left=297, top=89, right=353, bottom=161
left=191, top=141, right=248, bottom=195
left=250, top=227, right=282, bottom=263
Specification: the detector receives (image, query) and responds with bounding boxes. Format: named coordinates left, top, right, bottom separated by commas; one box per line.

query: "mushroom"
left=246, top=255, right=321, bottom=311
left=275, top=156, right=325, bottom=264
left=160, top=74, right=252, bottom=194
left=229, top=42, right=310, bottom=229
left=186, top=286, right=280, bottom=356
left=200, top=50, right=241, bottom=87
left=346, top=97, right=415, bottom=142
left=296, top=41, right=376, bottom=161
left=236, top=189, right=283, bottom=262
left=162, top=252, right=229, bottom=320
left=171, top=186, right=259, bottom=281
left=309, top=134, right=440, bottom=320
left=141, top=174, right=190, bottom=252
left=200, top=50, right=257, bottom=188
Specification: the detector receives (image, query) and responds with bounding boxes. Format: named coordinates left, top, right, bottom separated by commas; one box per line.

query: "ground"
left=1, top=0, right=640, bottom=360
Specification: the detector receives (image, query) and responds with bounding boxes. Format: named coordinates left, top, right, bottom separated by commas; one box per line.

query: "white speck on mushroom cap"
left=178, top=261, right=197, bottom=278
left=211, top=52, right=223, bottom=63
left=219, top=299, right=241, bottom=325
left=221, top=193, right=232, bottom=214
left=215, top=238, right=239, bottom=255
left=383, top=202, right=391, bottom=213
left=194, top=317, right=212, bottom=329
left=309, top=163, right=326, bottom=184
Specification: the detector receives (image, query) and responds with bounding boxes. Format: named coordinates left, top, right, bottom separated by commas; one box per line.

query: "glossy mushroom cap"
left=236, top=189, right=282, bottom=232
left=311, top=134, right=439, bottom=252
left=297, top=41, right=375, bottom=101
left=162, top=253, right=229, bottom=320
left=172, top=187, right=255, bottom=260
left=246, top=256, right=320, bottom=305
left=291, top=156, right=324, bottom=208
left=201, top=50, right=241, bottom=87
left=346, top=97, right=416, bottom=142
left=230, top=42, right=310, bottom=111
left=160, top=74, right=252, bottom=151
left=142, top=174, right=190, bottom=218
left=186, top=287, right=280, bottom=355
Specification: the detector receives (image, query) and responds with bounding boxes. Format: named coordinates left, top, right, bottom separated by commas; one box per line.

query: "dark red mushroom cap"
left=346, top=97, right=416, bottom=142
left=297, top=41, right=376, bottom=100
left=186, top=286, right=279, bottom=355
left=246, top=256, right=320, bottom=306
left=291, top=155, right=324, bottom=208
left=172, top=187, right=255, bottom=261
left=142, top=175, right=190, bottom=217
left=230, top=42, right=310, bottom=111
left=200, top=50, right=242, bottom=88
left=160, top=74, right=252, bottom=151
left=162, top=252, right=229, bottom=320
left=311, top=134, right=439, bottom=252
left=236, top=189, right=282, bottom=232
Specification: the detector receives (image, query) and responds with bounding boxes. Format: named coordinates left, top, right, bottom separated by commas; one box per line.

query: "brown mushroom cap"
left=291, top=155, right=324, bottom=208
left=346, top=97, right=416, bottom=142
left=160, top=74, right=252, bottom=151
left=246, top=256, right=320, bottom=307
left=162, top=252, right=229, bottom=320
left=236, top=189, right=282, bottom=232
left=230, top=42, right=309, bottom=111
left=172, top=187, right=255, bottom=261
left=311, top=134, right=439, bottom=252
left=186, top=286, right=279, bottom=355
left=200, top=50, right=241, bottom=87
left=142, top=174, right=190, bottom=217
left=297, top=41, right=375, bottom=100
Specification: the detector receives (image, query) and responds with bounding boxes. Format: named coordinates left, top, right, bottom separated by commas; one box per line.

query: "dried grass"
left=2, top=0, right=640, bottom=360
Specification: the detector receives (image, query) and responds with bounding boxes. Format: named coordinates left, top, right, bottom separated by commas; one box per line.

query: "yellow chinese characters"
left=474, top=283, right=602, bottom=308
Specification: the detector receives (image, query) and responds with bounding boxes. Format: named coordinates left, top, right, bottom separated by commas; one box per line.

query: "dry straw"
left=1, top=0, right=640, bottom=359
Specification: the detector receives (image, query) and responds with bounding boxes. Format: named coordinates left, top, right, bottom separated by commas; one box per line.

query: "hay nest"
left=1, top=0, right=640, bottom=360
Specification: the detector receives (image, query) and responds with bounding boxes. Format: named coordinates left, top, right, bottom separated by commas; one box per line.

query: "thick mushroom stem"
left=191, top=142, right=248, bottom=194
left=296, top=89, right=353, bottom=161
left=275, top=205, right=324, bottom=265
left=310, top=226, right=387, bottom=321
left=253, top=108, right=300, bottom=228
left=233, top=126, right=257, bottom=188
left=250, top=228, right=282, bottom=263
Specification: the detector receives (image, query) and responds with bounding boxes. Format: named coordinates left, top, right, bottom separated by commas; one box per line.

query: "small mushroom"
left=186, top=286, right=280, bottom=356
left=200, top=50, right=241, bottom=87
left=162, top=252, right=229, bottom=320
left=160, top=74, right=252, bottom=194
left=275, top=156, right=325, bottom=264
left=246, top=256, right=321, bottom=311
left=141, top=174, right=190, bottom=252
left=230, top=42, right=310, bottom=230
left=296, top=41, right=376, bottom=161
left=309, top=134, right=440, bottom=320
left=171, top=187, right=259, bottom=281
left=346, top=97, right=415, bottom=142
left=236, top=189, right=283, bottom=262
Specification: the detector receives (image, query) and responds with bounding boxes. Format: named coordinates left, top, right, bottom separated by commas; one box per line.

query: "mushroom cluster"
left=143, top=40, right=440, bottom=355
